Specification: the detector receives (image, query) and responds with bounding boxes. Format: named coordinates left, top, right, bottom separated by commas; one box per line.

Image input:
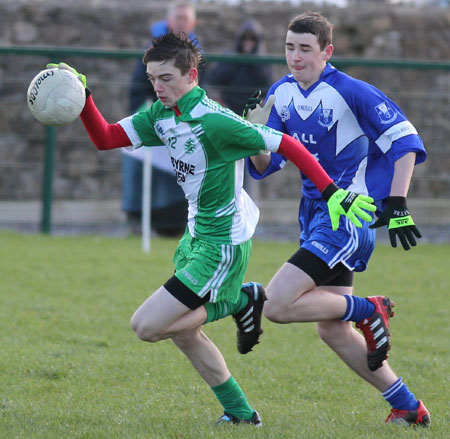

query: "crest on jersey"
left=318, top=108, right=333, bottom=127
left=375, top=101, right=397, bottom=124
left=184, top=137, right=196, bottom=154
left=280, top=105, right=290, bottom=122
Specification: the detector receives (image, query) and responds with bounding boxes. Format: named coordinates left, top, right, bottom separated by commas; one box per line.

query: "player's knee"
left=130, top=314, right=161, bottom=342
left=262, top=298, right=286, bottom=323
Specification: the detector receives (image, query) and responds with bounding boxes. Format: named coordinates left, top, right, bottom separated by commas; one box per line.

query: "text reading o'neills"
left=28, top=70, right=55, bottom=106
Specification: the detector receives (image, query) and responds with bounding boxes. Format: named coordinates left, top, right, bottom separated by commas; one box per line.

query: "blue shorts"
left=299, top=197, right=376, bottom=273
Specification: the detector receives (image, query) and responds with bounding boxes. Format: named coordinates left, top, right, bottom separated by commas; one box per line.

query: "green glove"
left=369, top=196, right=421, bottom=250
left=46, top=62, right=87, bottom=89
left=322, top=183, right=376, bottom=231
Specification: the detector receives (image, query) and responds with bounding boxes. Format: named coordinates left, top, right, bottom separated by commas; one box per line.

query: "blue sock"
left=382, top=377, right=419, bottom=411
left=341, top=295, right=375, bottom=322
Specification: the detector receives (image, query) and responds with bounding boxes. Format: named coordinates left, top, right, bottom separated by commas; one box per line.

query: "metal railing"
left=3, top=44, right=450, bottom=69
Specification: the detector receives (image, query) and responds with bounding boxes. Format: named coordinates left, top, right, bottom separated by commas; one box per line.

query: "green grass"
left=1, top=231, right=449, bottom=438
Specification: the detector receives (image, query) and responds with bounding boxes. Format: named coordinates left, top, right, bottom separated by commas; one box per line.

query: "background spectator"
left=122, top=1, right=197, bottom=236
left=205, top=18, right=273, bottom=115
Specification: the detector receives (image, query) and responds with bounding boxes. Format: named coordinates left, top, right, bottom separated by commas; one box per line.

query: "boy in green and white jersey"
left=121, top=86, right=280, bottom=246
left=48, top=32, right=374, bottom=427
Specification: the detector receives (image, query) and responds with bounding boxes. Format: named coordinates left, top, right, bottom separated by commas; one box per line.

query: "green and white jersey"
left=119, top=87, right=282, bottom=245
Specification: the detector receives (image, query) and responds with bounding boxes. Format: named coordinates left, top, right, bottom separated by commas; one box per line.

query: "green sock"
left=204, top=292, right=248, bottom=324
left=211, top=376, right=254, bottom=420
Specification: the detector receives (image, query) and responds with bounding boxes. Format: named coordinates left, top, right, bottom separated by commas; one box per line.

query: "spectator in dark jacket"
left=205, top=18, right=273, bottom=115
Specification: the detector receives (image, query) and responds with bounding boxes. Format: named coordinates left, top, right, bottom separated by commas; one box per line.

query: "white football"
left=27, top=67, right=86, bottom=126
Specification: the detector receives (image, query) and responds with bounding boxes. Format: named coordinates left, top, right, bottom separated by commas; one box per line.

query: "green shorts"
left=173, top=231, right=252, bottom=304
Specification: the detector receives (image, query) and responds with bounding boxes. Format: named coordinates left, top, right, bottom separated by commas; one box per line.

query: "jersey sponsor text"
left=171, top=157, right=196, bottom=182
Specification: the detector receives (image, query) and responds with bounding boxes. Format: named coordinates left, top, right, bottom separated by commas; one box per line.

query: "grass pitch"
left=0, top=231, right=449, bottom=438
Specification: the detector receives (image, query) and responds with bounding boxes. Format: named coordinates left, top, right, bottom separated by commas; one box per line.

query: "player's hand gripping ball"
left=27, top=67, right=86, bottom=126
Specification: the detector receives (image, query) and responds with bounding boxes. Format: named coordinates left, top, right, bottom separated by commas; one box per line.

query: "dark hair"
left=143, top=32, right=202, bottom=75
left=288, top=11, right=333, bottom=50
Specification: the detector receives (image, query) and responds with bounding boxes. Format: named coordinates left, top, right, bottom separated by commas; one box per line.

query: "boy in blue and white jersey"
left=246, top=11, right=429, bottom=426
left=262, top=64, right=425, bottom=208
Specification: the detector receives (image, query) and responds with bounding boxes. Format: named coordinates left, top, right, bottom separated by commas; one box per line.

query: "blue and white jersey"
left=247, top=64, right=426, bottom=206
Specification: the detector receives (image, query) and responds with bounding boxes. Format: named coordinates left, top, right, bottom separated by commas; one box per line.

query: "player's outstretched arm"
left=46, top=62, right=130, bottom=150
left=277, top=135, right=376, bottom=231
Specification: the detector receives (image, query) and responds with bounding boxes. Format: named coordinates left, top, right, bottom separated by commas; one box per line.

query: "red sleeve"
left=79, top=95, right=131, bottom=150
left=278, top=134, right=333, bottom=192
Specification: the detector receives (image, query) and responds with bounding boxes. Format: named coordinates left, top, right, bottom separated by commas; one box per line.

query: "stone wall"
left=1, top=0, right=450, bottom=203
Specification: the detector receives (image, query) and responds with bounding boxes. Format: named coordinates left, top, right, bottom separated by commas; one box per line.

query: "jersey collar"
left=173, top=86, right=205, bottom=117
left=322, top=63, right=336, bottom=78
left=296, top=63, right=337, bottom=97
